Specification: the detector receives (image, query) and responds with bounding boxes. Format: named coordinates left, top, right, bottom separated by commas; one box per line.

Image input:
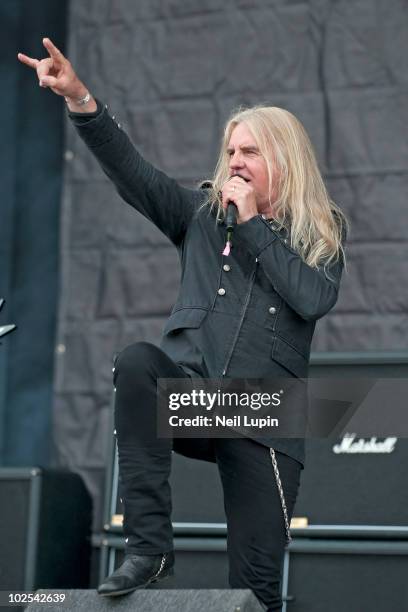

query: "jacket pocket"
left=163, top=307, right=208, bottom=335
left=271, top=335, right=309, bottom=378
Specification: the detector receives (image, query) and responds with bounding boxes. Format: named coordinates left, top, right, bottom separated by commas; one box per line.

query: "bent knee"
left=114, top=342, right=162, bottom=380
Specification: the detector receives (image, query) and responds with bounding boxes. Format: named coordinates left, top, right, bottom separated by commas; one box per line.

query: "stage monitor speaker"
left=293, top=438, right=408, bottom=525
left=26, top=589, right=263, bottom=611
left=0, top=468, right=92, bottom=593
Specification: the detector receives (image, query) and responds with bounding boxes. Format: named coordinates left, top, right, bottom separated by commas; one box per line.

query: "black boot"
left=97, top=551, right=174, bottom=596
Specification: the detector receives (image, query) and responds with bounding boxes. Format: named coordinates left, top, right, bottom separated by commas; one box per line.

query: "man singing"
left=19, top=38, right=347, bottom=612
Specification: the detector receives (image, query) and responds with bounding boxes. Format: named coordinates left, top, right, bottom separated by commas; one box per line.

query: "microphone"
left=225, top=201, right=238, bottom=231
left=225, top=173, right=248, bottom=229
left=222, top=174, right=245, bottom=257
left=222, top=201, right=238, bottom=257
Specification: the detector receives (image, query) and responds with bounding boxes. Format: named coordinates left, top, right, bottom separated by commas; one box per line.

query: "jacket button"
left=218, top=288, right=226, bottom=296
left=268, top=306, right=277, bottom=314
left=223, top=264, right=231, bottom=272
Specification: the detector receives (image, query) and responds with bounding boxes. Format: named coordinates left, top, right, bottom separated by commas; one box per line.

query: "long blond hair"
left=201, top=105, right=348, bottom=269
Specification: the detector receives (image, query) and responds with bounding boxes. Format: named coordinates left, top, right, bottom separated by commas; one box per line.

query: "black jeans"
left=113, top=341, right=302, bottom=612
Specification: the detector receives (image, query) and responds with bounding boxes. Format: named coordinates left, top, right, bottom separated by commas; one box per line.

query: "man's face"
left=227, top=122, right=275, bottom=214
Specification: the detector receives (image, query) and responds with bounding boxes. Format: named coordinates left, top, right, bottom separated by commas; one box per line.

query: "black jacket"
left=69, top=101, right=346, bottom=466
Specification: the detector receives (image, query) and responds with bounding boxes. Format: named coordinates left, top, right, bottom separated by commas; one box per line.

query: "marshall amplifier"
left=104, top=352, right=408, bottom=531
left=293, top=351, right=408, bottom=527
left=293, top=436, right=408, bottom=526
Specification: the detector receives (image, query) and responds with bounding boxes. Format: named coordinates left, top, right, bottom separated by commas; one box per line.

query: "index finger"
left=42, top=37, right=65, bottom=62
left=17, top=53, right=40, bottom=69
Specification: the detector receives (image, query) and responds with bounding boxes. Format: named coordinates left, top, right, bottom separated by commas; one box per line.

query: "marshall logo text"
left=333, top=434, right=397, bottom=454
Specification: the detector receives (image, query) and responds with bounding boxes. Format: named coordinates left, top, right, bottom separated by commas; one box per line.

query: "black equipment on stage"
left=293, top=437, right=408, bottom=525
left=287, top=530, right=408, bottom=611
left=293, top=352, right=408, bottom=525
left=0, top=468, right=92, bottom=592
left=105, top=352, right=408, bottom=531
left=25, top=589, right=263, bottom=611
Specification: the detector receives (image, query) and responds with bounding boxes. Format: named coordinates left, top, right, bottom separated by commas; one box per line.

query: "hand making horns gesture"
left=17, top=37, right=96, bottom=111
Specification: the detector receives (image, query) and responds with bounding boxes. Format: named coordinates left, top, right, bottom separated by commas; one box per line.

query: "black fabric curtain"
left=0, top=0, right=67, bottom=466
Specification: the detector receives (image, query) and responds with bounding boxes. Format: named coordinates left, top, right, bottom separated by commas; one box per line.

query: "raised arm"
left=18, top=38, right=199, bottom=246
left=67, top=102, right=200, bottom=245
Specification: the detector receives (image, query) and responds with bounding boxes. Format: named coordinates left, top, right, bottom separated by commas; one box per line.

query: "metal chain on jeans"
left=269, top=448, right=292, bottom=545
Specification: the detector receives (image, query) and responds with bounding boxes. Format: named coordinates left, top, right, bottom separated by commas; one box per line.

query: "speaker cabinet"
left=293, top=438, right=408, bottom=525
left=286, top=538, right=408, bottom=611
left=0, top=468, right=92, bottom=592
